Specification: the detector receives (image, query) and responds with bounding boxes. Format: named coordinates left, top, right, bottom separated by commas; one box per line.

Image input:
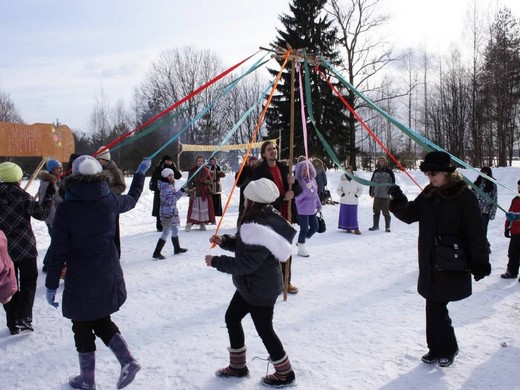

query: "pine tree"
left=265, top=0, right=348, bottom=164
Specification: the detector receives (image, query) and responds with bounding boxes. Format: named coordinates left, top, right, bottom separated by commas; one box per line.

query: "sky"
left=1, top=0, right=519, bottom=133
left=2, top=167, right=519, bottom=389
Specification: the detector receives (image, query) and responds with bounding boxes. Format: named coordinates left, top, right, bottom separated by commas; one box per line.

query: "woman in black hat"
left=388, top=151, right=491, bottom=368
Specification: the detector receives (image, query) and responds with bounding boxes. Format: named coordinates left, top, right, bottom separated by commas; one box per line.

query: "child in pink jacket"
left=0, top=230, right=17, bottom=304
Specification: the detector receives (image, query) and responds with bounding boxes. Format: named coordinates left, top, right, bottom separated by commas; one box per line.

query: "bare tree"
left=326, top=0, right=395, bottom=167
left=0, top=91, right=23, bottom=123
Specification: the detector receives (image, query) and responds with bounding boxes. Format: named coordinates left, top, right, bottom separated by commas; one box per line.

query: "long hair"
left=474, top=167, right=495, bottom=193
left=238, top=200, right=268, bottom=227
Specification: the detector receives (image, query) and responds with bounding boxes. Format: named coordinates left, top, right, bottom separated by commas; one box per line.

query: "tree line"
left=1, top=0, right=519, bottom=173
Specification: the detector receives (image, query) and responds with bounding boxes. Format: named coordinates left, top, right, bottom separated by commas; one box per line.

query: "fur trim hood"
left=37, top=170, right=58, bottom=181
left=240, top=222, right=294, bottom=262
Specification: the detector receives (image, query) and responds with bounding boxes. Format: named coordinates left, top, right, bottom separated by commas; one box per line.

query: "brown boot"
left=261, top=354, right=295, bottom=387
left=215, top=346, right=249, bottom=378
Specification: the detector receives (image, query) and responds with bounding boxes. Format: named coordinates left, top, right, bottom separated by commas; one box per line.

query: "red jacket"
left=506, top=196, right=520, bottom=235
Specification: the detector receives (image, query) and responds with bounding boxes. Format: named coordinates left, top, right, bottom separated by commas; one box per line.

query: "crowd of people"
left=0, top=144, right=516, bottom=388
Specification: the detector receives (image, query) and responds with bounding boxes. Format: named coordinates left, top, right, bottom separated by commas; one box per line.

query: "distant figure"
left=38, top=159, right=64, bottom=273
left=293, top=160, right=321, bottom=257
left=205, top=178, right=297, bottom=387
left=207, top=156, right=226, bottom=217
left=96, top=146, right=126, bottom=258
left=235, top=156, right=257, bottom=225
left=369, top=156, right=395, bottom=232
left=312, top=158, right=328, bottom=204
left=45, top=155, right=151, bottom=390
left=150, top=155, right=181, bottom=232
left=186, top=156, right=215, bottom=231
left=472, top=166, right=497, bottom=253
left=337, top=165, right=363, bottom=234
left=152, top=168, right=187, bottom=259
left=0, top=162, right=52, bottom=335
left=501, top=179, right=520, bottom=280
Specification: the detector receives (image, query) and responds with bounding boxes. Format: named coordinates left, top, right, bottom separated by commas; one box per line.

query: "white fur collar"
left=240, top=222, right=291, bottom=262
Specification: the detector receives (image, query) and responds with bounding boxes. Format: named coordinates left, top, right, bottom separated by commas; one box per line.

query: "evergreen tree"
left=265, top=0, right=347, bottom=164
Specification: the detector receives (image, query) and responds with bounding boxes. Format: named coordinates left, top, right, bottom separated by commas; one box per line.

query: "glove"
left=504, top=228, right=511, bottom=238
left=506, top=212, right=520, bottom=221
left=471, top=263, right=491, bottom=282
left=136, top=157, right=152, bottom=175
left=45, top=182, right=56, bottom=197
left=180, top=187, right=186, bottom=193
left=46, top=289, right=59, bottom=308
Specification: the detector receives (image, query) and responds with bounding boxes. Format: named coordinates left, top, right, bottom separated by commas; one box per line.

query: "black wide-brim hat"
left=419, top=151, right=456, bottom=173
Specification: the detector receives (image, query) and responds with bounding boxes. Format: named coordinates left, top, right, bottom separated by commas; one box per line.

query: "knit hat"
left=419, top=151, right=456, bottom=173
left=244, top=178, right=280, bottom=204
left=46, top=159, right=62, bottom=172
left=72, top=155, right=103, bottom=176
left=0, top=162, right=23, bottom=183
left=96, top=146, right=111, bottom=161
left=161, top=168, right=174, bottom=178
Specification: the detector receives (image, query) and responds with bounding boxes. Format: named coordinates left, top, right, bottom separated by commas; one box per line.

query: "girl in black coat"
left=389, top=151, right=491, bottom=368
left=205, top=178, right=297, bottom=387
left=45, top=155, right=151, bottom=390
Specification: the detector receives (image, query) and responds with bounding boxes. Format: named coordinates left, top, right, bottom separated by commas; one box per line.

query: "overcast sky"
left=1, top=0, right=519, bottom=133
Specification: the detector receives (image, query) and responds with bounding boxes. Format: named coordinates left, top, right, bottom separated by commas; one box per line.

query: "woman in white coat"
left=337, top=165, right=363, bottom=234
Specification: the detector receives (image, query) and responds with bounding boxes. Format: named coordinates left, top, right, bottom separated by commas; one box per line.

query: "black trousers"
left=225, top=290, right=285, bottom=361
left=72, top=316, right=120, bottom=353
left=3, top=257, right=37, bottom=328
left=506, top=234, right=520, bottom=276
left=425, top=300, right=458, bottom=357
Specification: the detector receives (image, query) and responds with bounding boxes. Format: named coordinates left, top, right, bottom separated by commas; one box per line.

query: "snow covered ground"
left=2, top=166, right=520, bottom=390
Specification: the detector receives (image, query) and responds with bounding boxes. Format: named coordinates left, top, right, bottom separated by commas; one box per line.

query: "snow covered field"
left=2, top=167, right=520, bottom=390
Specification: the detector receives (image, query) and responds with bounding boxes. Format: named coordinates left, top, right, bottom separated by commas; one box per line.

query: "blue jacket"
left=158, top=180, right=184, bottom=224
left=45, top=172, right=144, bottom=321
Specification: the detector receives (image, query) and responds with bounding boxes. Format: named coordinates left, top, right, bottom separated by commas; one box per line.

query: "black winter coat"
left=45, top=172, right=144, bottom=321
left=390, top=177, right=490, bottom=302
left=212, top=205, right=296, bottom=306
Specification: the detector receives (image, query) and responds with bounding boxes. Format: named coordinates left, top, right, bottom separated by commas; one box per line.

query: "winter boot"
left=108, top=333, right=141, bottom=389
left=297, top=242, right=309, bottom=258
left=152, top=239, right=167, bottom=260
left=199, top=223, right=207, bottom=231
left=172, top=237, right=188, bottom=254
left=384, top=215, right=391, bottom=232
left=261, top=354, right=296, bottom=387
left=69, top=352, right=96, bottom=390
left=215, top=346, right=249, bottom=378
left=368, top=215, right=380, bottom=231
left=185, top=223, right=192, bottom=232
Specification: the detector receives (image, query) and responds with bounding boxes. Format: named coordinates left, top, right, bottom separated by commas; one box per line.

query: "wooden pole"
left=24, top=158, right=47, bottom=192
left=283, top=60, right=296, bottom=301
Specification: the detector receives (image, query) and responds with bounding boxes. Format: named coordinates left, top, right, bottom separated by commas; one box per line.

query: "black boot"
left=152, top=239, right=167, bottom=260
left=172, top=237, right=187, bottom=254
left=369, top=214, right=380, bottom=231
left=384, top=215, right=391, bottom=232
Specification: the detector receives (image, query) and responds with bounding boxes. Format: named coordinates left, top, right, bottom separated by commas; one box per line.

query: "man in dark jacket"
left=369, top=156, right=395, bottom=232
left=252, top=140, right=302, bottom=294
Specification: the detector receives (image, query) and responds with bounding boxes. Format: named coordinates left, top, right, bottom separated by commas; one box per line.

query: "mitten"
left=45, top=182, right=56, bottom=197
left=136, top=157, right=152, bottom=175
left=505, top=228, right=511, bottom=238
left=46, top=288, right=59, bottom=308
left=506, top=212, right=520, bottom=221
left=471, top=262, right=491, bottom=281
left=388, top=185, right=407, bottom=210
